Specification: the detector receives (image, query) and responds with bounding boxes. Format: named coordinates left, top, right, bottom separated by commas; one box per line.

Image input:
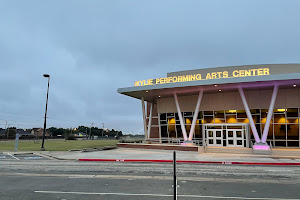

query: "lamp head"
left=43, top=74, right=50, bottom=78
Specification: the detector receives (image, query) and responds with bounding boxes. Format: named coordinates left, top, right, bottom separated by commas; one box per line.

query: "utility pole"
left=90, top=123, right=94, bottom=139
left=5, top=121, right=7, bottom=139
left=5, top=121, right=13, bottom=140
left=7, top=126, right=10, bottom=140
left=41, top=74, right=50, bottom=151
left=101, top=123, right=104, bottom=138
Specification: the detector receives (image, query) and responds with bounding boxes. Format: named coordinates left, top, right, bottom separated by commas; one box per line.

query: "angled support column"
left=188, top=90, right=203, bottom=141
left=147, top=102, right=153, bottom=139
left=158, top=112, right=162, bottom=143
left=238, top=88, right=261, bottom=143
left=174, top=93, right=188, bottom=141
left=141, top=97, right=148, bottom=140
left=261, top=85, right=279, bottom=143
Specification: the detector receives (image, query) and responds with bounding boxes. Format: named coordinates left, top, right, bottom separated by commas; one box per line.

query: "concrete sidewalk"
left=36, top=148, right=300, bottom=164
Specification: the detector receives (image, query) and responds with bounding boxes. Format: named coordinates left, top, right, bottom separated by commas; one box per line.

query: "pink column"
left=174, top=93, right=188, bottom=141
left=141, top=97, right=148, bottom=140
left=188, top=90, right=203, bottom=141
left=147, top=103, right=153, bottom=139
left=238, top=88, right=261, bottom=143
left=261, top=85, right=279, bottom=143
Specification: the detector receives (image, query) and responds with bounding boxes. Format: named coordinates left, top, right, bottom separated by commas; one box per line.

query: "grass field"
left=0, top=139, right=119, bottom=151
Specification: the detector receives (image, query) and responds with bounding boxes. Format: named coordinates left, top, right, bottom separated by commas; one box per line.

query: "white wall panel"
left=274, top=89, right=286, bottom=109
left=235, top=92, right=244, bottom=110
left=201, top=93, right=213, bottom=111
left=260, top=90, right=272, bottom=109
left=157, top=98, right=166, bottom=113
left=212, top=93, right=225, bottom=110
left=286, top=88, right=298, bottom=108
left=246, top=90, right=260, bottom=109
left=223, top=92, right=235, bottom=110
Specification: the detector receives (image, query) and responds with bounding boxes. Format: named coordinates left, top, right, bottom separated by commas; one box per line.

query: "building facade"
left=118, top=64, right=300, bottom=149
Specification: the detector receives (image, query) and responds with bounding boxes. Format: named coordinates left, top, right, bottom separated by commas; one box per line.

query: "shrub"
left=66, top=134, right=76, bottom=140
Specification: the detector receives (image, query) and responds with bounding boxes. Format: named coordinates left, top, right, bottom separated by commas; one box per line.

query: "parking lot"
left=0, top=153, right=49, bottom=161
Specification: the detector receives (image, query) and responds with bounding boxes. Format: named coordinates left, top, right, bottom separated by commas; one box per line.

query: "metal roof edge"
left=117, top=73, right=300, bottom=94
left=167, top=63, right=300, bottom=77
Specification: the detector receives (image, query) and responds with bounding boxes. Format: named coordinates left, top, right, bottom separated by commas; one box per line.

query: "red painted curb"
left=78, top=159, right=300, bottom=166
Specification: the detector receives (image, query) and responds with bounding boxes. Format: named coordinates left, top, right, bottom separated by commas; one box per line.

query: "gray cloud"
left=0, top=0, right=300, bottom=133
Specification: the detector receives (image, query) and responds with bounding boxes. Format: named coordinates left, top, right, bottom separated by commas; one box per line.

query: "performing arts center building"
left=118, top=64, right=300, bottom=152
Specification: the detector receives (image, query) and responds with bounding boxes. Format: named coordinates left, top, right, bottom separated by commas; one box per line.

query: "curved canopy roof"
left=118, top=64, right=300, bottom=102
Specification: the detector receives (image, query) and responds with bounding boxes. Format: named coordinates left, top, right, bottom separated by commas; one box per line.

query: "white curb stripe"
left=34, top=190, right=299, bottom=200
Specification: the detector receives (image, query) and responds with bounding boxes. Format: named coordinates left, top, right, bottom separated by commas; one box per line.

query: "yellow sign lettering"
left=232, top=70, right=239, bottom=77
left=134, top=67, right=271, bottom=86
left=206, top=73, right=212, bottom=79
left=263, top=68, right=270, bottom=75
left=223, top=71, right=228, bottom=78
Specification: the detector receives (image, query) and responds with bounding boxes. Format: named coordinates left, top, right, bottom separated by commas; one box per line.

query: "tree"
left=6, top=127, right=16, bottom=139
left=48, top=127, right=65, bottom=137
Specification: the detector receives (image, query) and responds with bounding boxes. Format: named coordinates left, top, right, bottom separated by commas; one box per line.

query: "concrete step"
left=117, top=143, right=199, bottom=152
left=271, top=148, right=300, bottom=156
left=205, top=147, right=253, bottom=154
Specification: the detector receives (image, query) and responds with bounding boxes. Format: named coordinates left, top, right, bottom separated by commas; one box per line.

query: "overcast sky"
left=0, top=0, right=300, bottom=133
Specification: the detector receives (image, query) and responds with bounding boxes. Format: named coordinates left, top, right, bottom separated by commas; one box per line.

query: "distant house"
left=74, top=132, right=87, bottom=138
left=0, top=129, right=5, bottom=136
left=16, top=129, right=33, bottom=137
left=30, top=128, right=51, bottom=137
left=0, top=129, right=33, bottom=138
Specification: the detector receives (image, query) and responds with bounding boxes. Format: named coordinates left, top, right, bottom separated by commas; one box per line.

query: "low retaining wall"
left=117, top=143, right=199, bottom=152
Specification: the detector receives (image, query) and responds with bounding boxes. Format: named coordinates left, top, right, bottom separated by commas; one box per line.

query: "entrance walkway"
left=36, top=148, right=300, bottom=164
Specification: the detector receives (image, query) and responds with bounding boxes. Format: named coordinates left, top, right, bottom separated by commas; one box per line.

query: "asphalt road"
left=0, top=153, right=300, bottom=200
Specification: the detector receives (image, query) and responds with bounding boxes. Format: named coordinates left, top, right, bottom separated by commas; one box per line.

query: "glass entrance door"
left=226, top=129, right=244, bottom=147
left=207, top=129, right=223, bottom=146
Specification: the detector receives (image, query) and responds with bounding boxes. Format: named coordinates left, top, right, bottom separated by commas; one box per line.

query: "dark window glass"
left=275, top=141, right=286, bottom=147
left=160, top=121, right=167, bottom=125
left=261, top=110, right=268, bottom=119
left=237, top=110, right=247, bottom=118
left=250, top=109, right=260, bottom=114
left=274, top=114, right=286, bottom=123
left=215, top=111, right=225, bottom=119
left=160, top=113, right=166, bottom=120
left=287, top=108, right=298, bottom=118
left=274, top=124, right=286, bottom=139
left=198, top=111, right=203, bottom=119
left=252, top=115, right=260, bottom=124
left=194, top=125, right=202, bottom=138
left=176, top=125, right=182, bottom=138
left=204, top=111, right=213, bottom=115
left=184, top=112, right=193, bottom=116
left=287, top=141, right=299, bottom=147
left=287, top=124, right=299, bottom=140
left=261, top=124, right=273, bottom=139
left=167, top=113, right=174, bottom=117
left=204, top=116, right=214, bottom=123
left=161, top=126, right=167, bottom=137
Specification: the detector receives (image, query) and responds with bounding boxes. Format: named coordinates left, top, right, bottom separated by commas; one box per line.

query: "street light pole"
left=41, top=74, right=50, bottom=151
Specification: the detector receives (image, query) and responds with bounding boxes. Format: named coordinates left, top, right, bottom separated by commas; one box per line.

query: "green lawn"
left=0, top=140, right=119, bottom=151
